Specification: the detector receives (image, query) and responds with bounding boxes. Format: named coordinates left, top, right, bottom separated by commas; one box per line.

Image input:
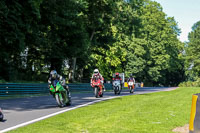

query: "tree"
left=125, top=0, right=184, bottom=86
left=185, top=20, right=200, bottom=80
left=0, top=0, right=41, bottom=80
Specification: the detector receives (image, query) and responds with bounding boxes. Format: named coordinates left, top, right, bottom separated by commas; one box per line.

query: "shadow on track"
left=0, top=87, right=170, bottom=112
left=0, top=96, right=58, bottom=111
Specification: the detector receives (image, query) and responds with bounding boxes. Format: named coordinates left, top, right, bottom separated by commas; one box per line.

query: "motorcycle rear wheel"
left=114, top=87, right=118, bottom=95
left=100, top=92, right=103, bottom=97
left=66, top=93, right=71, bottom=106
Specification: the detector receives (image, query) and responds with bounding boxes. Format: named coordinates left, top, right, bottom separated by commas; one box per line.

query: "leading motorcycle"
left=49, top=80, right=71, bottom=107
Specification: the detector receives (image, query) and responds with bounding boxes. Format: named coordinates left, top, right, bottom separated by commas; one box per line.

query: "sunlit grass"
left=8, top=87, right=199, bottom=133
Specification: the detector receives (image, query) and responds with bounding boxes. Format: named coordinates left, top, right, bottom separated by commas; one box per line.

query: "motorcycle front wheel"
left=114, top=87, right=117, bottom=95
left=117, top=86, right=121, bottom=95
left=94, top=87, right=99, bottom=98
left=130, top=87, right=134, bottom=93
left=55, top=92, right=66, bottom=107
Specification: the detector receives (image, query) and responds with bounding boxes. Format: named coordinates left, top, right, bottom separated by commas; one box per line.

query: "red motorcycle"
left=91, top=77, right=103, bottom=98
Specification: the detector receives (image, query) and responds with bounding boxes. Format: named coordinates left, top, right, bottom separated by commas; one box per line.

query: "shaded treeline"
left=0, top=0, right=187, bottom=86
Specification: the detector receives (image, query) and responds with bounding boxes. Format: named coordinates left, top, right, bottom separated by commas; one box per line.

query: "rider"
left=48, top=70, right=69, bottom=93
left=127, top=74, right=135, bottom=83
left=112, top=73, right=123, bottom=89
left=90, top=69, right=105, bottom=91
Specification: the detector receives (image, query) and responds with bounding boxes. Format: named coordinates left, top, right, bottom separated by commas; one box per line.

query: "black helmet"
left=130, top=74, right=133, bottom=77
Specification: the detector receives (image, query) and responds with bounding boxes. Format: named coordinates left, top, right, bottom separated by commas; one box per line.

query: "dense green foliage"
left=179, top=78, right=200, bottom=87
left=185, top=21, right=200, bottom=81
left=8, top=87, right=199, bottom=133
left=179, top=20, right=200, bottom=87
left=0, top=0, right=185, bottom=86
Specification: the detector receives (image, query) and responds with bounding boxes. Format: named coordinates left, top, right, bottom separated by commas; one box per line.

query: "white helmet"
left=94, top=69, right=99, bottom=74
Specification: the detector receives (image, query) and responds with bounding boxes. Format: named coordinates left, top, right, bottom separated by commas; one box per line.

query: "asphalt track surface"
left=0, top=87, right=176, bottom=132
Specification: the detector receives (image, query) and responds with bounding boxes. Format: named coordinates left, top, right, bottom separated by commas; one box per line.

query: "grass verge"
left=8, top=87, right=200, bottom=133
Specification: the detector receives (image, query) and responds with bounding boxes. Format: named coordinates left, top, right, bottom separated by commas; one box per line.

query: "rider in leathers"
left=112, top=73, right=123, bottom=89
left=127, top=74, right=135, bottom=83
left=48, top=70, right=69, bottom=95
left=90, top=69, right=105, bottom=91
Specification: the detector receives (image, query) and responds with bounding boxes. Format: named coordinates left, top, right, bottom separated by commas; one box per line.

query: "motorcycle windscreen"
left=56, top=82, right=65, bottom=91
left=113, top=80, right=120, bottom=86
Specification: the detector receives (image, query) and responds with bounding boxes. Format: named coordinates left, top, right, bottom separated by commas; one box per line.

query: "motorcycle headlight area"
left=129, top=82, right=133, bottom=85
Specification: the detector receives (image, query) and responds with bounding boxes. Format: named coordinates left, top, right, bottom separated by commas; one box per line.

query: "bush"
left=179, top=78, right=200, bottom=87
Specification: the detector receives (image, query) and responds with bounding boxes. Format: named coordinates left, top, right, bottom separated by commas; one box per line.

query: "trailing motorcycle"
left=91, top=77, right=103, bottom=98
left=0, top=108, right=3, bottom=121
left=128, top=81, right=135, bottom=93
left=49, top=80, right=71, bottom=107
left=113, top=80, right=121, bottom=95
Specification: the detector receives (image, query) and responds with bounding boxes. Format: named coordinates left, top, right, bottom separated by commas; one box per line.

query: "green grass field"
left=8, top=87, right=200, bottom=133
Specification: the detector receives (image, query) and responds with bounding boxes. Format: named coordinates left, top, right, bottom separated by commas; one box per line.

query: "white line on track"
left=0, top=95, right=121, bottom=133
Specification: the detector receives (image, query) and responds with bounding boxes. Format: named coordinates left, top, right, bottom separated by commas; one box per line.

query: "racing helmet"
left=115, top=73, right=119, bottom=76
left=130, top=74, right=133, bottom=77
left=50, top=70, right=57, bottom=78
left=94, top=69, right=99, bottom=74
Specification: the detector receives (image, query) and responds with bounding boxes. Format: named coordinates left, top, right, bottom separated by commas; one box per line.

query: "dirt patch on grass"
left=172, top=124, right=189, bottom=133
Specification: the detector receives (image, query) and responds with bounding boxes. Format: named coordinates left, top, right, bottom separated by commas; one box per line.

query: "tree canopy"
left=184, top=20, right=200, bottom=81
left=0, top=0, right=186, bottom=86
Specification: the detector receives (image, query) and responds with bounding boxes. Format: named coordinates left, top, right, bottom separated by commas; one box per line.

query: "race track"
left=0, top=87, right=176, bottom=132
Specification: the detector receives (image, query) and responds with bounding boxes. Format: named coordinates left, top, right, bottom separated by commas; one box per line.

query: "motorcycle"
left=91, top=77, right=103, bottom=98
left=49, top=80, right=71, bottom=107
left=113, top=80, right=121, bottom=95
left=128, top=81, right=135, bottom=93
left=0, top=108, right=3, bottom=121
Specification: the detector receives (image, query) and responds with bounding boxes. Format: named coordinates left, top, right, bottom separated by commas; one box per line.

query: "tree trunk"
left=72, top=57, right=76, bottom=82
left=90, top=29, right=95, bottom=41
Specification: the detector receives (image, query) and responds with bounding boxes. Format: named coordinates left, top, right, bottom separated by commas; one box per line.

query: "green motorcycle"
left=49, top=81, right=71, bottom=107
